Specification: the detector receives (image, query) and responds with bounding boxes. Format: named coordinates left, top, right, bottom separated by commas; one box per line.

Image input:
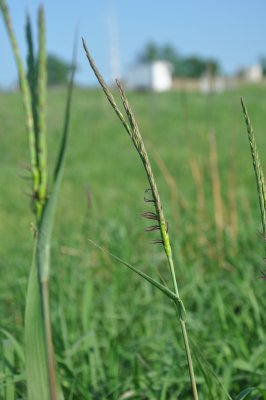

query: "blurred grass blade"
left=2, top=339, right=15, bottom=400
left=241, top=98, right=266, bottom=247
left=192, top=341, right=233, bottom=400
left=25, top=240, right=50, bottom=400
left=53, top=33, right=77, bottom=181
left=36, top=5, right=47, bottom=211
left=38, top=38, right=76, bottom=283
left=0, top=329, right=25, bottom=366
left=25, top=13, right=39, bottom=154
left=235, top=388, right=254, bottom=400
left=88, top=239, right=181, bottom=304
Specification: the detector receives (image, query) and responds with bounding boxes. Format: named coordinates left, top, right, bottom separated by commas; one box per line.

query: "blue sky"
left=1, top=0, right=266, bottom=88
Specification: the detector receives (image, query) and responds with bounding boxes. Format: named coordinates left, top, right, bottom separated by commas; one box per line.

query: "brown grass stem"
left=209, top=131, right=224, bottom=259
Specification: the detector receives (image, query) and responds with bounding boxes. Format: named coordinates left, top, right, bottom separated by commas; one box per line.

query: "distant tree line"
left=260, top=57, right=266, bottom=76
left=47, top=54, right=72, bottom=86
left=137, top=42, right=220, bottom=78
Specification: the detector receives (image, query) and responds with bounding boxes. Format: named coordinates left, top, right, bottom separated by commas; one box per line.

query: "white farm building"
left=125, top=61, right=173, bottom=92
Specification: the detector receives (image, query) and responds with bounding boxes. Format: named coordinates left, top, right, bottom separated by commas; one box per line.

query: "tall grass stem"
left=83, top=38, right=198, bottom=399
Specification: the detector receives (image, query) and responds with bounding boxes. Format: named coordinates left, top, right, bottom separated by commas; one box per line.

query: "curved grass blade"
left=53, top=34, right=77, bottom=182
left=88, top=239, right=183, bottom=305
left=235, top=387, right=266, bottom=400
left=0, top=329, right=25, bottom=366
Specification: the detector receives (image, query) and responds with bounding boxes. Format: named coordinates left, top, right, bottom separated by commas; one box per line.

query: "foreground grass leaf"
left=24, top=241, right=50, bottom=400
left=2, top=339, right=15, bottom=400
left=24, top=36, right=76, bottom=400
left=88, top=239, right=185, bottom=309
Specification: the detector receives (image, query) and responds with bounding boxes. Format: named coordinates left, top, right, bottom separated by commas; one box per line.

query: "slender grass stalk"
left=209, top=131, right=224, bottom=259
left=83, top=38, right=198, bottom=399
left=241, top=98, right=266, bottom=253
left=2, top=339, right=15, bottom=400
left=36, top=5, right=47, bottom=212
left=0, top=0, right=40, bottom=204
left=150, top=143, right=189, bottom=228
left=190, top=158, right=207, bottom=248
left=227, top=105, right=238, bottom=248
left=25, top=13, right=39, bottom=160
left=1, top=2, right=76, bottom=398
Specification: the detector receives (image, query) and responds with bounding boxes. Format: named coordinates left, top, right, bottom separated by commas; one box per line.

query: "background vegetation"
left=1, top=84, right=266, bottom=399
left=137, top=42, right=220, bottom=77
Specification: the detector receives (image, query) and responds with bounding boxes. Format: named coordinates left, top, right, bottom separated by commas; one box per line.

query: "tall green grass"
left=82, top=38, right=198, bottom=398
left=0, top=5, right=266, bottom=397
left=0, top=2, right=75, bottom=399
left=82, top=40, right=266, bottom=398
left=241, top=98, right=266, bottom=254
left=1, top=85, right=266, bottom=399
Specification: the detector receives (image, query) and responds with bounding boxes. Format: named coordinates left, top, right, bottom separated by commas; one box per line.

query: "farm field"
left=1, top=85, right=266, bottom=399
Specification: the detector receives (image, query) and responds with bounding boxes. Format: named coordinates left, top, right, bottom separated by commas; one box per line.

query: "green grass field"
left=1, top=85, right=266, bottom=399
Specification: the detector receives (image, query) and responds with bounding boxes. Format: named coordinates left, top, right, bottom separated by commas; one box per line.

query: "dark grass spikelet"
left=141, top=211, right=158, bottom=220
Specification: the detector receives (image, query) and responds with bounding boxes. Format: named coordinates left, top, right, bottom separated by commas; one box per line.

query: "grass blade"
left=235, top=388, right=255, bottom=400
left=36, top=5, right=47, bottom=212
left=25, top=13, right=39, bottom=159
left=88, top=239, right=183, bottom=305
left=53, top=34, right=76, bottom=181
left=24, top=241, right=50, bottom=400
left=2, top=339, right=15, bottom=400
left=0, top=330, right=25, bottom=366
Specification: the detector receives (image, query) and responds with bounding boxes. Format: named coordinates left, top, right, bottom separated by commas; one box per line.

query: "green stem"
left=168, top=251, right=198, bottom=399
left=37, top=5, right=47, bottom=212
left=180, top=318, right=199, bottom=400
